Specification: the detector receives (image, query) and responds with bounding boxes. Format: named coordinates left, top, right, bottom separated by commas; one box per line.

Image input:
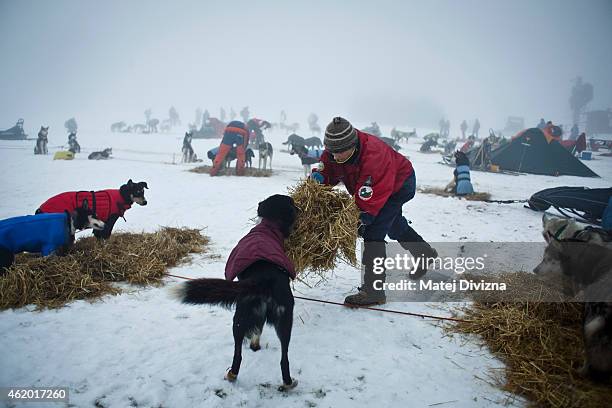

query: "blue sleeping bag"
left=0, top=213, right=70, bottom=256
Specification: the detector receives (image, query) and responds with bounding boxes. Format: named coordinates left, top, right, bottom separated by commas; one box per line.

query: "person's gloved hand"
left=358, top=212, right=375, bottom=237
left=310, top=172, right=324, bottom=184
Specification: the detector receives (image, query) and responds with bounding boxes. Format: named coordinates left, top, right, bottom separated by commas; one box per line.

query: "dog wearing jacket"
left=444, top=151, right=474, bottom=196
left=36, top=179, right=148, bottom=239
left=0, top=200, right=104, bottom=273
left=171, top=194, right=299, bottom=391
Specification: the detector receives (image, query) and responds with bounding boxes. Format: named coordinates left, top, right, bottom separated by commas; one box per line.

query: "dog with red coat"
left=171, top=194, right=299, bottom=391
left=36, top=179, right=148, bottom=239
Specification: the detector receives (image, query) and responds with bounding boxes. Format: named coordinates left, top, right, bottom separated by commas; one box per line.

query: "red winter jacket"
left=37, top=190, right=131, bottom=222
left=317, top=130, right=414, bottom=217
left=225, top=219, right=296, bottom=281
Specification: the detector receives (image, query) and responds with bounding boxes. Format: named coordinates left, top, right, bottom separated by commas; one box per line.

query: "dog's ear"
left=139, top=182, right=148, bottom=189
left=127, top=179, right=133, bottom=186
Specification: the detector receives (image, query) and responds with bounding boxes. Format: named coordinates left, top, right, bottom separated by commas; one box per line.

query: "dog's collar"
left=553, top=224, right=568, bottom=240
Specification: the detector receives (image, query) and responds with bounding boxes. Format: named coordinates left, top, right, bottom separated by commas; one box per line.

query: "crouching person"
left=210, top=121, right=249, bottom=176
left=0, top=201, right=104, bottom=273
left=311, top=117, right=437, bottom=306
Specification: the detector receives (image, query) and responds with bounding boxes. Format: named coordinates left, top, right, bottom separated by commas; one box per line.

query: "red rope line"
left=166, top=273, right=471, bottom=323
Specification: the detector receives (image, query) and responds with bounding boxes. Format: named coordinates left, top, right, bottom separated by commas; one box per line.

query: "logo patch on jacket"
left=359, top=185, right=373, bottom=201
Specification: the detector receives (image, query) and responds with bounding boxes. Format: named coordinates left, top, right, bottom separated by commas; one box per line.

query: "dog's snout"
left=141, top=200, right=147, bottom=206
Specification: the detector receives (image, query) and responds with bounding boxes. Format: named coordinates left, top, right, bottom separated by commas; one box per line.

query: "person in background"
left=570, top=124, right=579, bottom=141
left=247, top=118, right=271, bottom=147
left=460, top=120, right=468, bottom=139
left=537, top=118, right=546, bottom=129
left=472, top=118, right=480, bottom=138
left=210, top=120, right=249, bottom=176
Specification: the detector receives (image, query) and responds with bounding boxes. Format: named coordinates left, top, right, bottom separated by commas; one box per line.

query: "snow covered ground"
left=0, top=126, right=610, bottom=408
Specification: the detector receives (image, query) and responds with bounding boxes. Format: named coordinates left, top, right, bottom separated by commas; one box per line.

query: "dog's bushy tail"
left=169, top=278, right=263, bottom=308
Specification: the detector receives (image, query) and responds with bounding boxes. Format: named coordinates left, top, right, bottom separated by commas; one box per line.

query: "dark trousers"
left=362, top=172, right=426, bottom=244
left=359, top=172, right=428, bottom=293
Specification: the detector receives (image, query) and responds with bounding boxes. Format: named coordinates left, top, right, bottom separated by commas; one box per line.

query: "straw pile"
left=419, top=186, right=491, bottom=202
left=449, top=272, right=612, bottom=407
left=0, top=227, right=209, bottom=310
left=286, top=179, right=360, bottom=278
left=189, top=165, right=272, bottom=177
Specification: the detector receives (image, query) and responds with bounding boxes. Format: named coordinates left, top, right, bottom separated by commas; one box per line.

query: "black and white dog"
left=0, top=200, right=104, bottom=272
left=258, top=142, right=273, bottom=170
left=171, top=195, right=299, bottom=391
left=88, top=148, right=112, bottom=160
left=34, top=126, right=49, bottom=155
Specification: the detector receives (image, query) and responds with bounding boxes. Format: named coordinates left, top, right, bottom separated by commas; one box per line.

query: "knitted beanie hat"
left=324, top=117, right=358, bottom=153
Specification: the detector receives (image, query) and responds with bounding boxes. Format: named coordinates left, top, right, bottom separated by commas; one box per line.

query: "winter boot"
left=345, top=241, right=387, bottom=307
left=397, top=227, right=438, bottom=280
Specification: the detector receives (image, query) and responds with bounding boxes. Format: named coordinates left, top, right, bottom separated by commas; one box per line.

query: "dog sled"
left=192, top=118, right=225, bottom=139
left=0, top=119, right=28, bottom=140
left=527, top=186, right=612, bottom=226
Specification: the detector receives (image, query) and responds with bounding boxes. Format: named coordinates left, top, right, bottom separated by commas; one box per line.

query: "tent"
left=487, top=128, right=599, bottom=177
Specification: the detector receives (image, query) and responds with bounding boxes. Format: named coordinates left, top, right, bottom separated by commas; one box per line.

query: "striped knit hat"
left=324, top=117, right=358, bottom=153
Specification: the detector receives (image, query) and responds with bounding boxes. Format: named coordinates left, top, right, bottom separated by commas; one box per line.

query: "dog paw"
left=278, top=378, right=298, bottom=392
left=224, top=369, right=238, bottom=382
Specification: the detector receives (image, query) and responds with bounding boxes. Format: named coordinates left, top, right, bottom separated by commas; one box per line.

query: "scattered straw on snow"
left=447, top=272, right=612, bottom=408
left=419, top=186, right=491, bottom=202
left=0, top=227, right=209, bottom=310
left=189, top=165, right=272, bottom=177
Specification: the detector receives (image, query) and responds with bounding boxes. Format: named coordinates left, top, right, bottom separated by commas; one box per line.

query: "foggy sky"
left=1, top=0, right=611, bottom=134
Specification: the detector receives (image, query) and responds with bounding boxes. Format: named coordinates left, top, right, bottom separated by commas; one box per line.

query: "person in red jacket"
left=312, top=117, right=437, bottom=306
left=210, top=121, right=249, bottom=176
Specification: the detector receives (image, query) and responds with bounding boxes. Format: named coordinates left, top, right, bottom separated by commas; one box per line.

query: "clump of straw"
left=419, top=186, right=491, bottom=202
left=286, top=179, right=360, bottom=278
left=448, top=272, right=612, bottom=408
left=189, top=165, right=272, bottom=177
left=0, top=227, right=209, bottom=310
